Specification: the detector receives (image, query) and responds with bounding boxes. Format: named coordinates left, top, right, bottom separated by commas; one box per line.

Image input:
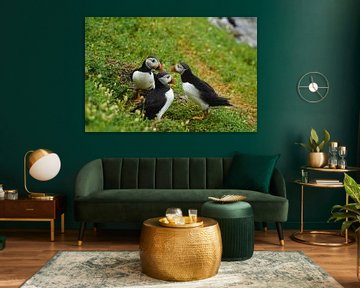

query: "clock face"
left=297, top=72, right=329, bottom=103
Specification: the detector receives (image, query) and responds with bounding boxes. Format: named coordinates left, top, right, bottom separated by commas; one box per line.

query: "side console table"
left=291, top=166, right=359, bottom=246
left=0, top=195, right=66, bottom=241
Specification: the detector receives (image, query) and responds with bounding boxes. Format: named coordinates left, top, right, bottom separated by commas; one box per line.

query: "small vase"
left=308, top=152, right=328, bottom=168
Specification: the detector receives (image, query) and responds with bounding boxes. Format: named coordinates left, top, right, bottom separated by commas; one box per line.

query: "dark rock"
left=208, top=17, right=257, bottom=48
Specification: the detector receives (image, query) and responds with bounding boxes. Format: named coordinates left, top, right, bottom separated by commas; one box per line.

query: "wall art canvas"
left=85, top=17, right=257, bottom=132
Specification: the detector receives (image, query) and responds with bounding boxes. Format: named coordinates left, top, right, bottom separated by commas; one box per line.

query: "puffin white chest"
left=157, top=89, right=175, bottom=120
left=182, top=82, right=209, bottom=110
left=132, top=71, right=155, bottom=90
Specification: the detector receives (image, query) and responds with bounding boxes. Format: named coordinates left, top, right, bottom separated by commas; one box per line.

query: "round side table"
left=291, top=166, right=359, bottom=246
left=139, top=217, right=222, bottom=281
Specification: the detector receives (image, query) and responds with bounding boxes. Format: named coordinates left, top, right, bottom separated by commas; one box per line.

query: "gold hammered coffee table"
left=139, top=217, right=222, bottom=281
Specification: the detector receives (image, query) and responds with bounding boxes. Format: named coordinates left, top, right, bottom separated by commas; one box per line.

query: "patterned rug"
left=21, top=251, right=342, bottom=288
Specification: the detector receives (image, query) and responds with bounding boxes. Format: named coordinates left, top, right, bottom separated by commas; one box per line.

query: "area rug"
left=21, top=251, right=342, bottom=288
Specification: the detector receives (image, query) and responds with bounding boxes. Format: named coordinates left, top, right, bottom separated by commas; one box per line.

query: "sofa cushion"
left=223, top=153, right=280, bottom=193
left=101, top=158, right=234, bottom=190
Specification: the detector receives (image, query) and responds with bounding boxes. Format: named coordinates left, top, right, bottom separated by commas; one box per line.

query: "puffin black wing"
left=192, top=74, right=231, bottom=107
left=144, top=87, right=168, bottom=119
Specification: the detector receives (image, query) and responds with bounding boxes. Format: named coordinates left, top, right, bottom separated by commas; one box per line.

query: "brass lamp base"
left=28, top=193, right=55, bottom=200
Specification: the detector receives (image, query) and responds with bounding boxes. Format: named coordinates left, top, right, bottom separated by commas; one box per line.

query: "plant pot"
left=308, top=152, right=328, bottom=168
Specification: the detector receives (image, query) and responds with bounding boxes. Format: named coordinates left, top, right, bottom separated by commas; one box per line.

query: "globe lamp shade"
left=28, top=151, right=61, bottom=181
left=24, top=149, right=61, bottom=199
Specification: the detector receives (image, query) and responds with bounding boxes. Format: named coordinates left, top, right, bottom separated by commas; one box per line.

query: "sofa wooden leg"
left=262, top=222, right=268, bottom=232
left=275, top=222, right=284, bottom=246
left=77, top=222, right=86, bottom=246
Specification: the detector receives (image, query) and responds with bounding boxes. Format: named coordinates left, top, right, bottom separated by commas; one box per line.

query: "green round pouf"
left=201, top=201, right=254, bottom=261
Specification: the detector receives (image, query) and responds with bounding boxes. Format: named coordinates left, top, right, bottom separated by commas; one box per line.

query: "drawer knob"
left=26, top=208, right=35, bottom=211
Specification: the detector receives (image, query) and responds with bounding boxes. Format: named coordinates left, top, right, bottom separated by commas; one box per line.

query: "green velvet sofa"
left=74, top=157, right=288, bottom=245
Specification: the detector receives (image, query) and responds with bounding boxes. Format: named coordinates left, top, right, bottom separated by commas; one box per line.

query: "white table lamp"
left=24, top=149, right=61, bottom=199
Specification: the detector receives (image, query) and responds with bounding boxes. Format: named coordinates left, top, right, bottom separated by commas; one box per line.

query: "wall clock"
left=297, top=72, right=329, bottom=103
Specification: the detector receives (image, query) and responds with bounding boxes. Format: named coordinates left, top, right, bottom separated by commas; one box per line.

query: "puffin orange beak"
left=169, top=78, right=175, bottom=84
left=158, top=63, right=164, bottom=72
left=170, top=65, right=176, bottom=72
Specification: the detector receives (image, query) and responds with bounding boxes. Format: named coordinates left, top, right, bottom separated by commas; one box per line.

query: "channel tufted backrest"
left=102, top=158, right=233, bottom=189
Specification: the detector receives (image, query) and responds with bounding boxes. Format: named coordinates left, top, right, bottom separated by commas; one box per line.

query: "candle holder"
left=328, top=142, right=338, bottom=169
left=337, top=146, right=347, bottom=169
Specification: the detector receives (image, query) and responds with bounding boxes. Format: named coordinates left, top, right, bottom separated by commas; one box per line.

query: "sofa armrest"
left=269, top=168, right=287, bottom=198
left=75, top=159, right=104, bottom=199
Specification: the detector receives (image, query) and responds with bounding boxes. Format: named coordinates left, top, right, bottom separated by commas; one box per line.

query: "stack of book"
left=314, top=179, right=341, bottom=185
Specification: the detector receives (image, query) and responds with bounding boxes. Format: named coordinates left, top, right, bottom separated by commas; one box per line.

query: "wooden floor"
left=0, top=228, right=358, bottom=288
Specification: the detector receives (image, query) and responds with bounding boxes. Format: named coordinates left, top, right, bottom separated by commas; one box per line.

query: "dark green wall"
left=1, top=0, right=359, bottom=230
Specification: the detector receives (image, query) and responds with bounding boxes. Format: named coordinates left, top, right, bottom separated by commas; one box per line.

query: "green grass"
left=85, top=17, right=257, bottom=132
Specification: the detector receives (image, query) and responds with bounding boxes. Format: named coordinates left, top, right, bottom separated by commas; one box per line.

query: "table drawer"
left=1, top=201, right=55, bottom=218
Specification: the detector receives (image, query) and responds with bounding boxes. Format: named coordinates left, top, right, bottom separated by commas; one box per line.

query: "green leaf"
left=344, top=173, right=360, bottom=204
left=343, top=205, right=360, bottom=215
left=309, top=137, right=317, bottom=152
left=317, top=140, right=325, bottom=152
left=341, top=220, right=358, bottom=234
left=323, top=129, right=330, bottom=144
left=296, top=142, right=312, bottom=152
left=331, top=203, right=360, bottom=215
left=310, top=128, right=319, bottom=144
left=329, top=203, right=360, bottom=227
left=330, top=211, right=357, bottom=220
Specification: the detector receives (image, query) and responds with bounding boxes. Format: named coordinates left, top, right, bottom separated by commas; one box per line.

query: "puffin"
left=131, top=56, right=163, bottom=100
left=132, top=71, right=175, bottom=120
left=171, top=62, right=231, bottom=119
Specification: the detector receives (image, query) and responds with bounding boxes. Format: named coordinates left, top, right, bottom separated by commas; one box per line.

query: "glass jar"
left=165, top=208, right=183, bottom=224
left=0, top=184, right=4, bottom=200
left=301, top=169, right=308, bottom=183
left=5, top=189, right=18, bottom=200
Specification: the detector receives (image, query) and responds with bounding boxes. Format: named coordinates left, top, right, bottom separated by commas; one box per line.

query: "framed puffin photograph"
left=85, top=17, right=257, bottom=132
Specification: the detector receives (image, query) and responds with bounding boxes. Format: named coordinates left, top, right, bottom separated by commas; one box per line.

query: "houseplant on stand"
left=296, top=128, right=330, bottom=167
left=329, top=173, right=360, bottom=280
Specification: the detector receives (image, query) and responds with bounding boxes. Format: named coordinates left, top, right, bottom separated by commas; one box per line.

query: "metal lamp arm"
left=23, top=150, right=33, bottom=194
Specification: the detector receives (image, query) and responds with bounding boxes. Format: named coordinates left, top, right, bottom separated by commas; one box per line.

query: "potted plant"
left=329, top=173, right=360, bottom=279
left=296, top=128, right=330, bottom=167
left=329, top=173, right=360, bottom=233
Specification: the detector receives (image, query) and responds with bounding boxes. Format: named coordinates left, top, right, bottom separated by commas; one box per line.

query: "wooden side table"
left=0, top=195, right=66, bottom=241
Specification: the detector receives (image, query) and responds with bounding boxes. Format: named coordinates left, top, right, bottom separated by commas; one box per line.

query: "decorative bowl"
left=159, top=216, right=204, bottom=228
left=208, top=194, right=246, bottom=203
